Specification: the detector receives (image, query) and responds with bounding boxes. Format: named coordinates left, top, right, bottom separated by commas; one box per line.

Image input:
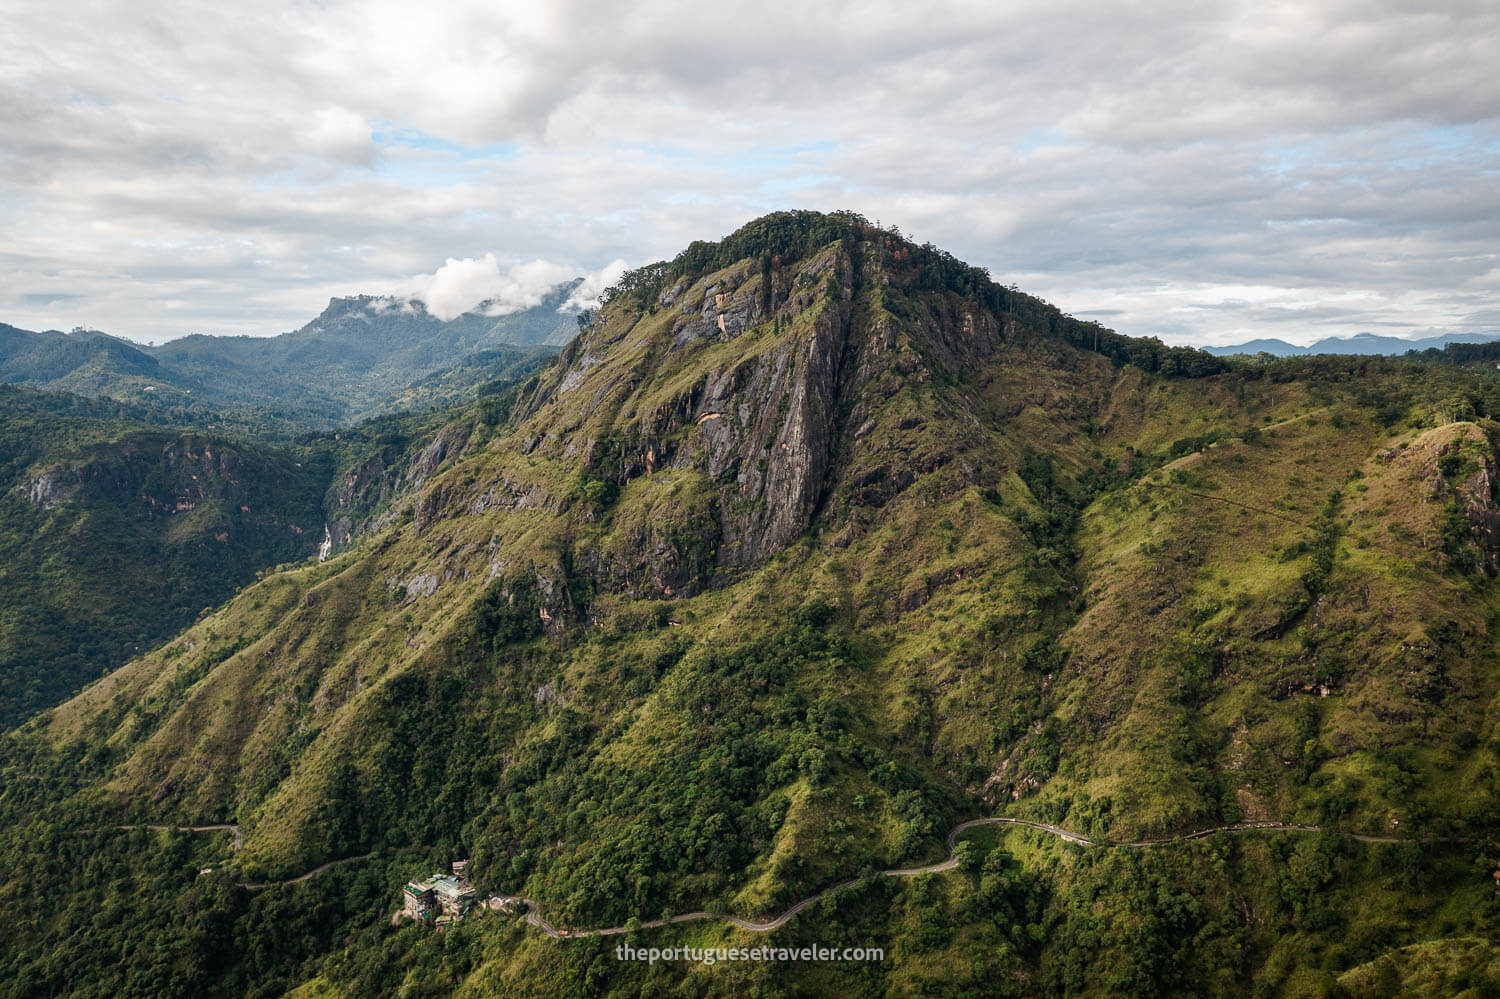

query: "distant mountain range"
left=1203, top=331, right=1500, bottom=356
left=0, top=281, right=580, bottom=429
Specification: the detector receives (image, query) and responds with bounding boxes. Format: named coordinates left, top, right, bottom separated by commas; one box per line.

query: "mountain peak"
left=310, top=294, right=433, bottom=326
left=510, top=212, right=1226, bottom=582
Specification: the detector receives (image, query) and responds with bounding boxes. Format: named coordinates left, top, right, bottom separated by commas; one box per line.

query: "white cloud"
left=562, top=260, right=629, bottom=313
left=302, top=107, right=374, bottom=165
left=364, top=295, right=418, bottom=316
left=395, top=256, right=580, bottom=320
left=401, top=254, right=507, bottom=320
left=0, top=0, right=1496, bottom=345
left=487, top=259, right=576, bottom=315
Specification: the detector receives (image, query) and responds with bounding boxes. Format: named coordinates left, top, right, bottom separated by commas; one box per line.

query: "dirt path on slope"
left=115, top=824, right=381, bottom=890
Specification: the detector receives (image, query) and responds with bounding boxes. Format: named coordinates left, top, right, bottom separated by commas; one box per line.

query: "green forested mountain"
left=0, top=324, right=160, bottom=384
left=0, top=285, right=571, bottom=430
left=3, top=212, right=1500, bottom=998
left=0, top=324, right=207, bottom=409
left=153, top=286, right=575, bottom=425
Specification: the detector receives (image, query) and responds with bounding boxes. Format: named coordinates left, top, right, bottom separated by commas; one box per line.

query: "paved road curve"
left=503, top=817, right=1410, bottom=940
left=239, top=852, right=376, bottom=890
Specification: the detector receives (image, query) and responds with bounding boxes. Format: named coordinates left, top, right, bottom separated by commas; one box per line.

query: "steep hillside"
left=0, top=377, right=539, bottom=730
left=0, top=385, right=325, bottom=727
left=4, top=212, right=1500, bottom=998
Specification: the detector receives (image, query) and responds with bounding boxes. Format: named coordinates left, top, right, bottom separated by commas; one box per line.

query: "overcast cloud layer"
left=2, top=0, right=1497, bottom=346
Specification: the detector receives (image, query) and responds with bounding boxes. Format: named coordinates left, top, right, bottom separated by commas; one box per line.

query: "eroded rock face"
left=1451, top=443, right=1500, bottom=572
left=326, top=422, right=477, bottom=551
left=588, top=247, right=857, bottom=572
left=645, top=247, right=1006, bottom=573
left=25, top=467, right=78, bottom=510
left=660, top=283, right=852, bottom=568
left=405, top=573, right=440, bottom=600
left=508, top=236, right=1019, bottom=598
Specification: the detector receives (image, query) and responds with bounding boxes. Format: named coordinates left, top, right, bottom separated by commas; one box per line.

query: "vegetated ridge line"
left=509, top=817, right=1408, bottom=940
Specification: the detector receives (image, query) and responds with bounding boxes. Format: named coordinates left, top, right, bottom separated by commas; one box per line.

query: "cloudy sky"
left=3, top=0, right=1497, bottom=346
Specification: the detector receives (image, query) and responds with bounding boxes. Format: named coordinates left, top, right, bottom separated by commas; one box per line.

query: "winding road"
left=116, top=815, right=1415, bottom=916
left=503, top=817, right=1409, bottom=940
left=238, top=851, right=376, bottom=890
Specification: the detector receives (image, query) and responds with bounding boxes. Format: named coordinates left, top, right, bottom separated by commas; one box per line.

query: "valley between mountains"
left=3, top=212, right=1500, bottom=997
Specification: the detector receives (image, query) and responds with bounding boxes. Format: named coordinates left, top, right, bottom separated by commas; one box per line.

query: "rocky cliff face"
left=24, top=467, right=76, bottom=510
left=324, top=422, right=478, bottom=549
left=504, top=230, right=1023, bottom=600
left=1436, top=427, right=1500, bottom=572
